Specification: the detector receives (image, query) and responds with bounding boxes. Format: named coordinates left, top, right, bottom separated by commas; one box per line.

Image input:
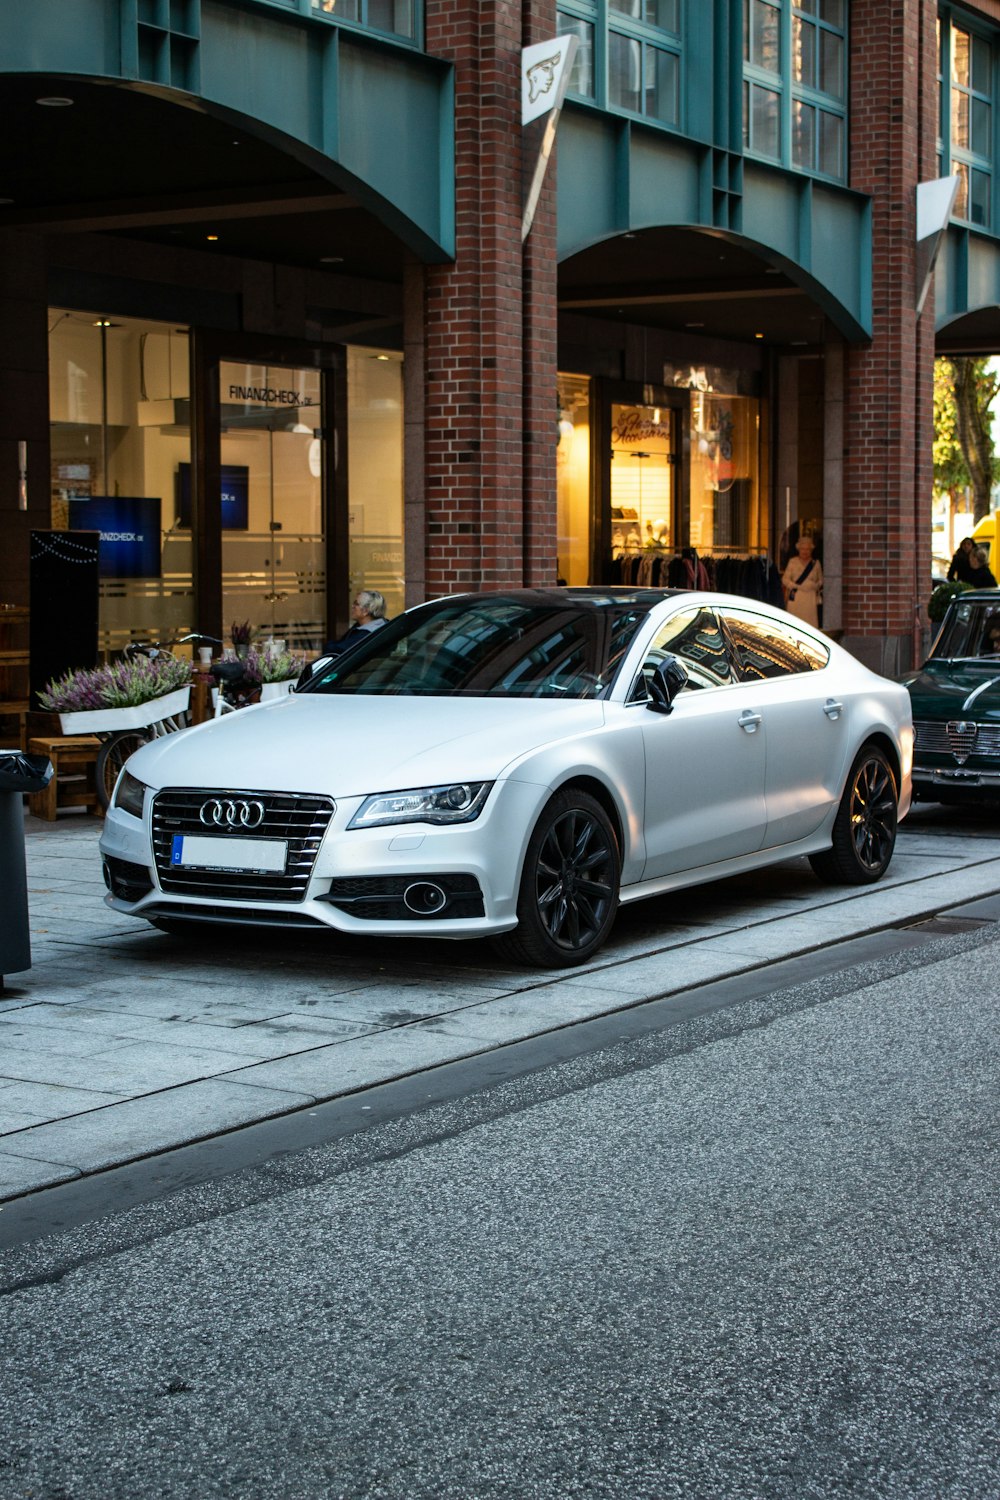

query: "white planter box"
left=58, top=685, right=191, bottom=735
left=260, top=680, right=296, bottom=701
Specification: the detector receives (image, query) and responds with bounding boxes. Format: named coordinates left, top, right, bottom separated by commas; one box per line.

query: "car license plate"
left=171, top=834, right=287, bottom=874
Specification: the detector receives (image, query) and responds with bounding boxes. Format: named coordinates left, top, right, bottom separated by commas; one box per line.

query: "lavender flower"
left=40, top=655, right=193, bottom=713
left=242, top=643, right=306, bottom=685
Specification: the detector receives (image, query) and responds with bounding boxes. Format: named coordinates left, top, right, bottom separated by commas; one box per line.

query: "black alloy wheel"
left=809, top=745, right=898, bottom=885
left=96, top=730, right=151, bottom=810
left=496, top=790, right=621, bottom=968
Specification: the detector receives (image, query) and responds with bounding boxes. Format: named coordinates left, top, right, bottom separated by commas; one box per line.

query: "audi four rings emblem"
left=200, top=798, right=266, bottom=829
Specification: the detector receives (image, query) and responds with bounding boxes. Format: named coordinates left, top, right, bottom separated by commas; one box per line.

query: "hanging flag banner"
left=915, top=175, right=959, bottom=316
left=521, top=33, right=579, bottom=241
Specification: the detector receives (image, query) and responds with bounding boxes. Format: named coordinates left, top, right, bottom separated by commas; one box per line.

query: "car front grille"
left=151, top=789, right=335, bottom=903
left=913, top=719, right=1000, bottom=762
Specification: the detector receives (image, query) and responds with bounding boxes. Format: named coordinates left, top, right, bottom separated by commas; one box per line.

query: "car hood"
left=126, top=694, right=609, bottom=797
left=904, top=661, right=1000, bottom=720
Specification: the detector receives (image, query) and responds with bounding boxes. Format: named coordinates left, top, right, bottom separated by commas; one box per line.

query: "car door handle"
left=823, top=699, right=844, bottom=720
left=738, top=709, right=762, bottom=733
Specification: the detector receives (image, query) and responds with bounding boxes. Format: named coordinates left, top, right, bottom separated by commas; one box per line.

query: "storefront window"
left=689, top=393, right=764, bottom=554
left=48, top=310, right=193, bottom=654
left=348, top=348, right=404, bottom=621
left=610, top=401, right=675, bottom=564
left=557, top=374, right=592, bottom=585
left=219, top=362, right=326, bottom=651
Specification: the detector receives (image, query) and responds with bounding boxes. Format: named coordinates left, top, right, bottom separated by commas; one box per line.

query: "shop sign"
left=611, top=410, right=671, bottom=448
left=227, top=384, right=315, bottom=408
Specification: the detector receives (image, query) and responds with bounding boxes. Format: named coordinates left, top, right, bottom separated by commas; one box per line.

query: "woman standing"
left=782, top=535, right=824, bottom=628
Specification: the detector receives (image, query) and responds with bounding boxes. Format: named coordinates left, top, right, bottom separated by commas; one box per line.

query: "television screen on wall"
left=175, top=463, right=250, bottom=530
left=67, top=496, right=162, bottom=579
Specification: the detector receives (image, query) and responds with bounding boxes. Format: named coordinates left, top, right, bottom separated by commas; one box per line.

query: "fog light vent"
left=403, top=881, right=448, bottom=915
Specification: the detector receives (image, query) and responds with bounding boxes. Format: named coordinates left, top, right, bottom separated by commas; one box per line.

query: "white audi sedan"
left=100, top=589, right=913, bottom=967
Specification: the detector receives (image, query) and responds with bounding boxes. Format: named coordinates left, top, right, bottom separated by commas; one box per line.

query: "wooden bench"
left=26, top=735, right=103, bottom=820
left=0, top=699, right=29, bottom=751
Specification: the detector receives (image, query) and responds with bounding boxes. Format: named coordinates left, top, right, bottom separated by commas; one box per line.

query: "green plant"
left=928, top=580, right=974, bottom=622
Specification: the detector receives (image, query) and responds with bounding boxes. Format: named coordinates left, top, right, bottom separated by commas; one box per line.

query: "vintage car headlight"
left=348, top=781, right=493, bottom=829
left=113, top=771, right=147, bottom=819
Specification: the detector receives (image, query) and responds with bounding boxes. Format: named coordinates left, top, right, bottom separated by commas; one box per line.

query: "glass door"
left=219, top=361, right=326, bottom=651
left=608, top=401, right=676, bottom=584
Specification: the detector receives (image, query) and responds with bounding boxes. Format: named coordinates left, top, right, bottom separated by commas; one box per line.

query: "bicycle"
left=95, top=633, right=222, bottom=808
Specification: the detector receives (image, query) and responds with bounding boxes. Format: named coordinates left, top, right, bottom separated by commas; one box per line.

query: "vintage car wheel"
left=809, top=745, right=898, bottom=885
left=96, top=730, right=151, bottom=810
left=496, top=790, right=620, bottom=968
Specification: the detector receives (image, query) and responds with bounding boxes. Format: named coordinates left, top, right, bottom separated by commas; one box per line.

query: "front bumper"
left=99, top=779, right=542, bottom=937
left=912, top=759, right=1000, bottom=795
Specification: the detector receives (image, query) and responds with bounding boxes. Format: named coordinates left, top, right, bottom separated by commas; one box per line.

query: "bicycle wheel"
left=96, top=730, right=151, bottom=810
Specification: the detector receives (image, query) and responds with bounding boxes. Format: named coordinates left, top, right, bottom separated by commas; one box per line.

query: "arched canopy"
left=557, top=107, right=871, bottom=346
left=559, top=224, right=859, bottom=350
left=935, top=227, right=1000, bottom=355
left=0, top=1, right=453, bottom=271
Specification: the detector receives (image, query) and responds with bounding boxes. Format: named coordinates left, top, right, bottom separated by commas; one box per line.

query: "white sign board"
left=522, top=35, right=577, bottom=126
left=916, top=175, right=960, bottom=315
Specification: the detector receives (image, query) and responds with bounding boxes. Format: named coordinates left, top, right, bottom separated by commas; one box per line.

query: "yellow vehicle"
left=973, top=514, right=996, bottom=560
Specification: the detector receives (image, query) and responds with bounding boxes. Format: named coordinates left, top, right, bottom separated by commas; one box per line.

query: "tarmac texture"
left=0, top=913, right=997, bottom=1498
left=3, top=803, right=1000, bottom=1201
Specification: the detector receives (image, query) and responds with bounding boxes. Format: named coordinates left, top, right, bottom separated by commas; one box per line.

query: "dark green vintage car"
left=904, top=588, right=1000, bottom=801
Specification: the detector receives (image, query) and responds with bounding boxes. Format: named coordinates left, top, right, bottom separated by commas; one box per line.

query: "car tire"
left=495, top=789, right=621, bottom=968
left=809, top=745, right=898, bottom=885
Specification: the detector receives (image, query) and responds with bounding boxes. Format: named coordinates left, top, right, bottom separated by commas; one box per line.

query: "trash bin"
left=0, top=751, right=53, bottom=990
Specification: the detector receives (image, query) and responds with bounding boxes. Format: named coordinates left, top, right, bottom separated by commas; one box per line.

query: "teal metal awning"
left=557, top=109, right=872, bottom=345
left=0, top=0, right=454, bottom=263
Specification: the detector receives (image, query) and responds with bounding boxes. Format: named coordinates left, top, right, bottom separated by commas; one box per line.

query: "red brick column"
left=842, top=0, right=937, bottom=672
left=417, top=0, right=558, bottom=597
left=521, top=2, right=559, bottom=585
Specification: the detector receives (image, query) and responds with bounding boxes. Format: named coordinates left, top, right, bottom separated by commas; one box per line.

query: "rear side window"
left=722, top=609, right=830, bottom=679
left=629, top=606, right=736, bottom=700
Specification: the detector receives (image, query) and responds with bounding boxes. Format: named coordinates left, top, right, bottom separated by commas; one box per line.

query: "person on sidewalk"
left=967, top=547, right=998, bottom=590
left=782, top=534, right=824, bottom=628
left=948, top=536, right=979, bottom=584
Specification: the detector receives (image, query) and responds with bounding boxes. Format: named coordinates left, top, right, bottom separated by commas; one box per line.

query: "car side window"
left=628, top=607, right=735, bottom=702
left=722, top=609, right=830, bottom=680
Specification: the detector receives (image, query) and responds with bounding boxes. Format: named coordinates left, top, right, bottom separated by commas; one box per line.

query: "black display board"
left=29, top=531, right=100, bottom=708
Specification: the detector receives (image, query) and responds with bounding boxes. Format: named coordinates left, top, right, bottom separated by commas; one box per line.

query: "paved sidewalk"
left=3, top=804, right=1000, bottom=1201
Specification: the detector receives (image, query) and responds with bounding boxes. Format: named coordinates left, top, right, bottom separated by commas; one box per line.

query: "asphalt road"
left=1, top=915, right=998, bottom=1499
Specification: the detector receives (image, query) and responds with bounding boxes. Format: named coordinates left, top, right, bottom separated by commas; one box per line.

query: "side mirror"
left=646, top=654, right=688, bottom=715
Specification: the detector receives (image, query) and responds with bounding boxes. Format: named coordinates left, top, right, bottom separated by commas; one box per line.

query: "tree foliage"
left=933, top=357, right=1000, bottom=521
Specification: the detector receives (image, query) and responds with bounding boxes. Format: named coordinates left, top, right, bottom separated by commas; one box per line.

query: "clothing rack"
left=610, top=548, right=784, bottom=608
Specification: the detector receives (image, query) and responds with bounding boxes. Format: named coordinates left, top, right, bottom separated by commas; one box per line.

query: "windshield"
left=301, top=596, right=650, bottom=698
left=931, top=599, right=1000, bottom=660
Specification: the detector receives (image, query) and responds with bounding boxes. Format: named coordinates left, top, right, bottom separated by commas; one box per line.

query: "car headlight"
left=348, top=781, right=493, bottom=829
left=114, top=771, right=147, bottom=819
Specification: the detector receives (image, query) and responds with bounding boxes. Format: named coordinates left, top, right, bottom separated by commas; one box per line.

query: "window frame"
left=243, top=0, right=423, bottom=49
left=559, top=0, right=683, bottom=131
left=939, top=7, right=995, bottom=232
left=742, top=0, right=848, bottom=184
